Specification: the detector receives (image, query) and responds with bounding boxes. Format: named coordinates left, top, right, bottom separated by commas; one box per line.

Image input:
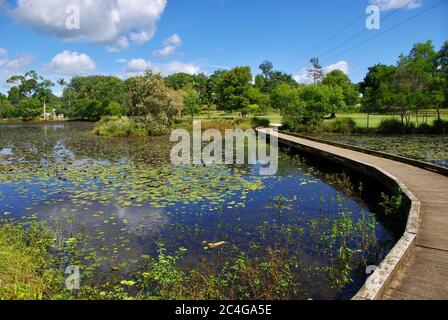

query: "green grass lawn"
left=335, top=113, right=448, bottom=128
left=189, top=110, right=448, bottom=128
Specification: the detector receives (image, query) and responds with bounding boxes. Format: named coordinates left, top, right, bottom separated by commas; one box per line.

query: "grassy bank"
left=0, top=223, right=61, bottom=299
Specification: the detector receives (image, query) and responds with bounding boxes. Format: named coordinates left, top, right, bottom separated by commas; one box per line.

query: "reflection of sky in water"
left=0, top=148, right=13, bottom=156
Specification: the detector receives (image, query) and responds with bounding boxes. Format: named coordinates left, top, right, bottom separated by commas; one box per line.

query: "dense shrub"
left=325, top=117, right=356, bottom=134
left=93, top=117, right=149, bottom=137
left=18, top=98, right=42, bottom=121
left=377, top=119, right=406, bottom=134
left=432, top=119, right=448, bottom=134
left=251, top=117, right=271, bottom=128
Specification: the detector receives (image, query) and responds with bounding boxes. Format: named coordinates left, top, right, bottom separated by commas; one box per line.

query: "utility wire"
left=284, top=13, right=365, bottom=69
left=291, top=7, right=403, bottom=73
left=322, top=0, right=448, bottom=65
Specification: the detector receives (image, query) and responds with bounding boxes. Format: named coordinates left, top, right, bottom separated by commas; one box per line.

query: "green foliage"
left=251, top=117, right=271, bottom=128
left=217, top=66, right=252, bottom=112
left=107, top=101, right=124, bottom=117
left=377, top=119, right=406, bottom=134
left=64, top=76, right=127, bottom=121
left=0, top=222, right=61, bottom=300
left=380, top=191, right=405, bottom=216
left=0, top=98, right=14, bottom=119
left=322, top=70, right=360, bottom=108
left=183, top=90, right=202, bottom=117
left=325, top=117, right=357, bottom=134
left=18, top=98, right=41, bottom=120
left=92, top=116, right=149, bottom=137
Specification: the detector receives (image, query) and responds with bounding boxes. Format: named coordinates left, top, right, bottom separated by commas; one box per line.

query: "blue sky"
left=0, top=0, right=447, bottom=94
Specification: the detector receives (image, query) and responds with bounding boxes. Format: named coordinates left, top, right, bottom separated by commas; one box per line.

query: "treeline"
left=360, top=40, right=448, bottom=128
left=1, top=40, right=447, bottom=133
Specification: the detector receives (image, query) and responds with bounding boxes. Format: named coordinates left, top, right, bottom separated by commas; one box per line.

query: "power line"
left=322, top=0, right=448, bottom=65
left=291, top=7, right=403, bottom=73
left=284, top=13, right=365, bottom=69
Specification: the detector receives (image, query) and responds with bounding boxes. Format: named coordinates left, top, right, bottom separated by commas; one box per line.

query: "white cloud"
left=3, top=53, right=34, bottom=70
left=324, top=61, right=349, bottom=75
left=293, top=60, right=349, bottom=84
left=115, top=58, right=127, bottom=63
left=369, top=0, right=422, bottom=11
left=9, top=0, right=167, bottom=50
left=0, top=49, right=34, bottom=70
left=124, top=58, right=150, bottom=73
left=156, top=61, right=200, bottom=76
left=154, top=33, right=183, bottom=57
left=0, top=49, right=35, bottom=93
left=46, top=50, right=96, bottom=76
left=107, top=36, right=131, bottom=53
left=121, top=58, right=201, bottom=78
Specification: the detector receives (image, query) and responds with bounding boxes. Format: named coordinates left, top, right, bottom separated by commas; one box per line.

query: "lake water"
left=0, top=123, right=399, bottom=300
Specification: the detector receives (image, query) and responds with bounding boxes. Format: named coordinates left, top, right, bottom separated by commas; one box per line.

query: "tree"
left=269, top=71, right=298, bottom=89
left=17, top=98, right=41, bottom=120
left=6, top=71, right=40, bottom=99
left=6, top=70, right=54, bottom=119
left=259, top=60, right=274, bottom=80
left=217, top=66, right=252, bottom=113
left=298, top=84, right=345, bottom=124
left=164, top=73, right=194, bottom=90
left=0, top=95, right=14, bottom=119
left=126, top=71, right=177, bottom=127
left=307, top=58, right=324, bottom=84
left=394, top=41, right=438, bottom=125
left=436, top=41, right=448, bottom=110
left=57, top=78, right=66, bottom=91
left=207, top=69, right=227, bottom=107
left=183, top=90, right=202, bottom=118
left=272, top=84, right=305, bottom=129
left=322, top=70, right=359, bottom=110
left=360, top=64, right=396, bottom=127
left=64, top=76, right=127, bottom=120
left=258, top=60, right=274, bottom=92
left=246, top=87, right=271, bottom=115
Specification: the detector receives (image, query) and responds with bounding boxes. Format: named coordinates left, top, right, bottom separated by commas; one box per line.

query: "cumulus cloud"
left=46, top=50, right=96, bottom=76
left=0, top=49, right=34, bottom=70
left=121, top=58, right=201, bottom=78
left=369, top=0, right=422, bottom=11
left=154, top=33, right=183, bottom=57
left=124, top=58, right=150, bottom=74
left=0, top=48, right=35, bottom=93
left=324, top=61, right=349, bottom=75
left=9, top=0, right=167, bottom=51
left=293, top=60, right=349, bottom=84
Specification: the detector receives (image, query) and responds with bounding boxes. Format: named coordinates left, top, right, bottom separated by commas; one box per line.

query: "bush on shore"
left=93, top=116, right=171, bottom=137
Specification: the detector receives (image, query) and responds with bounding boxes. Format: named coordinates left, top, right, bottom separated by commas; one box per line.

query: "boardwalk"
left=259, top=129, right=448, bottom=300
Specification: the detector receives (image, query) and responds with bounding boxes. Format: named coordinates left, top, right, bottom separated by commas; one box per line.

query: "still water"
left=0, top=123, right=398, bottom=299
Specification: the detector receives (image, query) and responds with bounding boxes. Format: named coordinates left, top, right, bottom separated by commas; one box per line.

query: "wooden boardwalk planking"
left=259, top=129, right=448, bottom=300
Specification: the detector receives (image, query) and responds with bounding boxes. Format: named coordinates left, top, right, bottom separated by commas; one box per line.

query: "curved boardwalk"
left=259, top=129, right=448, bottom=300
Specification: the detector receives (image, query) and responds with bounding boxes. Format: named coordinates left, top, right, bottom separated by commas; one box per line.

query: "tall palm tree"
left=57, top=78, right=66, bottom=92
